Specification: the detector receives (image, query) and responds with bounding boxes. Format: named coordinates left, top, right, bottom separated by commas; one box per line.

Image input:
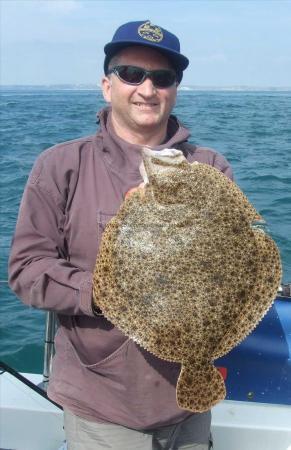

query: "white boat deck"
left=0, top=372, right=64, bottom=450
left=0, top=372, right=290, bottom=450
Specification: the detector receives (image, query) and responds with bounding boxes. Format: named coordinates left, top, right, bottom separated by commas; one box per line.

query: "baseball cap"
left=104, top=20, right=189, bottom=82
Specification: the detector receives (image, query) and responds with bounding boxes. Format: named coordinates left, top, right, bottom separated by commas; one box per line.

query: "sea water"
left=0, top=87, right=290, bottom=373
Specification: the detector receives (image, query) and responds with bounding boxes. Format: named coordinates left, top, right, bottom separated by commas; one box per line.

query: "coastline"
left=1, top=84, right=291, bottom=92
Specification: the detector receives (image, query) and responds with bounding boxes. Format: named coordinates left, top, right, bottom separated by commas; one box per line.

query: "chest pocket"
left=97, top=211, right=117, bottom=250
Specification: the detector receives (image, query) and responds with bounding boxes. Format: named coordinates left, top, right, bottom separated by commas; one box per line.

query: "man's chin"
left=133, top=116, right=163, bottom=128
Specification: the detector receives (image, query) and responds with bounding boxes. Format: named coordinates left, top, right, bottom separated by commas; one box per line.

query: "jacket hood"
left=95, top=107, right=190, bottom=183
left=97, top=107, right=190, bottom=176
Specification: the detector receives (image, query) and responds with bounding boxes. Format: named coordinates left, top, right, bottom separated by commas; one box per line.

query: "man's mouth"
left=133, top=102, right=159, bottom=108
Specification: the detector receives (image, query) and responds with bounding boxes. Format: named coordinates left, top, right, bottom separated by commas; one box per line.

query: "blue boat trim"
left=215, top=295, right=291, bottom=406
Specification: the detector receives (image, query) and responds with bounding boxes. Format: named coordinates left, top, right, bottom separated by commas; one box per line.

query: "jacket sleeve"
left=213, top=151, right=234, bottom=181
left=183, top=143, right=234, bottom=181
left=195, top=147, right=234, bottom=181
left=8, top=149, right=95, bottom=317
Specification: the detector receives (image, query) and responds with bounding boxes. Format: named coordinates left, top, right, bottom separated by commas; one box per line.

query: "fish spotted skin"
left=93, top=150, right=281, bottom=413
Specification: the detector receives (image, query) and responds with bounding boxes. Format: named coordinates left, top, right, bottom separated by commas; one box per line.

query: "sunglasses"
left=107, top=65, right=177, bottom=89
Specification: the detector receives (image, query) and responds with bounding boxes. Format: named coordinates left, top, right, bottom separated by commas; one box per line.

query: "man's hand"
left=124, top=182, right=145, bottom=199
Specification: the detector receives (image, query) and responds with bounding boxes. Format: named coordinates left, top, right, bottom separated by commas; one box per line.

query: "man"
left=9, top=20, right=233, bottom=450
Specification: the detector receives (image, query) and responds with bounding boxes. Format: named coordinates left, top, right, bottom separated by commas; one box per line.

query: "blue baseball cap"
left=104, top=20, right=189, bottom=82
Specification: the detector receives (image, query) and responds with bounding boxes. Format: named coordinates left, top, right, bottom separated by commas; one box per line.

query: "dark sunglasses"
left=107, top=65, right=177, bottom=89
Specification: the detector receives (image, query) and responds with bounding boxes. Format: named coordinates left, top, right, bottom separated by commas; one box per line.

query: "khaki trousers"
left=64, top=410, right=212, bottom=450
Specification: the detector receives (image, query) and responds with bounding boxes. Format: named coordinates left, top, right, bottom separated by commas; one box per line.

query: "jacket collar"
left=96, top=106, right=190, bottom=176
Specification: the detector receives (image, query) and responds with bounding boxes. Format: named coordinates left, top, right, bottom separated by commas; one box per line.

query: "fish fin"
left=212, top=231, right=281, bottom=360
left=176, top=363, right=226, bottom=413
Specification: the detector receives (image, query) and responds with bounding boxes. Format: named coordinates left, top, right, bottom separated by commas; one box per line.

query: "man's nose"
left=137, top=77, right=156, bottom=96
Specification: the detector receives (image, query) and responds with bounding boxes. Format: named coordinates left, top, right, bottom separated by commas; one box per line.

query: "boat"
left=1, top=284, right=291, bottom=450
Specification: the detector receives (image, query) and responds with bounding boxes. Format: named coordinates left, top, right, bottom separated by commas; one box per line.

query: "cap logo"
left=138, top=21, right=163, bottom=43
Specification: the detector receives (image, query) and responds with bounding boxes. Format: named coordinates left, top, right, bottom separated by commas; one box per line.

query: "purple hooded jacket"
left=8, top=107, right=233, bottom=430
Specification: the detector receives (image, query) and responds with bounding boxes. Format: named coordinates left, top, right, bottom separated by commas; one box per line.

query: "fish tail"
left=176, top=363, right=226, bottom=413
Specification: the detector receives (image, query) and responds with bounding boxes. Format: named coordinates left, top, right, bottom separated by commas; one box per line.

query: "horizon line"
left=1, top=84, right=291, bottom=91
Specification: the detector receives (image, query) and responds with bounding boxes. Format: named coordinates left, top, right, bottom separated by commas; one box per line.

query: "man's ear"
left=102, top=76, right=112, bottom=103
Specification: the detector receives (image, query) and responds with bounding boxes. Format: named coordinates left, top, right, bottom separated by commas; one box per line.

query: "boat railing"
left=41, top=310, right=57, bottom=390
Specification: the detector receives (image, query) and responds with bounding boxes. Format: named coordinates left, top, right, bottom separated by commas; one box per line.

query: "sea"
left=0, top=87, right=291, bottom=374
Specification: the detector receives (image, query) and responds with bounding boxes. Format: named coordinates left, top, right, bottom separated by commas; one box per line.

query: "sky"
left=1, top=0, right=291, bottom=87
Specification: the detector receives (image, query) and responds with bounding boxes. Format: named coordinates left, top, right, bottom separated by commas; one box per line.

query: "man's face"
left=102, top=46, right=178, bottom=138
